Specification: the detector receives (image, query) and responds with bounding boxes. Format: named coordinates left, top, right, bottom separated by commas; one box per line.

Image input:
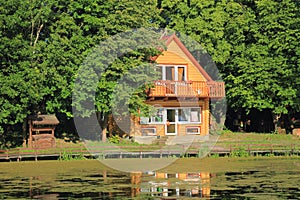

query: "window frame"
left=158, top=65, right=187, bottom=81
left=186, top=126, right=201, bottom=135
left=140, top=107, right=202, bottom=125
left=141, top=127, right=157, bottom=136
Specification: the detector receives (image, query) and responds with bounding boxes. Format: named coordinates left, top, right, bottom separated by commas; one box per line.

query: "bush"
left=108, top=135, right=121, bottom=144
left=230, top=147, right=249, bottom=157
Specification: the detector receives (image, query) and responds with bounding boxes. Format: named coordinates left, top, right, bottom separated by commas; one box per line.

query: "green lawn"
left=1, top=131, right=299, bottom=158
left=219, top=131, right=299, bottom=144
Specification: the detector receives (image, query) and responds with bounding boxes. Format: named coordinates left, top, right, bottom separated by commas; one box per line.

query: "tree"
left=0, top=0, right=52, bottom=146
left=0, top=0, right=162, bottom=146
left=72, top=28, right=164, bottom=142
left=158, top=0, right=300, bottom=131
left=225, top=0, right=299, bottom=119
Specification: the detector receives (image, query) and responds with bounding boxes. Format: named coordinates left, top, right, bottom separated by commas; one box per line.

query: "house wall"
left=156, top=40, right=206, bottom=82
left=130, top=98, right=210, bottom=137
left=156, top=56, right=206, bottom=82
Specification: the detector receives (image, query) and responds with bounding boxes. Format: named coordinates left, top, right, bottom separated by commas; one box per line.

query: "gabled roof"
left=28, top=114, right=59, bottom=125
left=160, top=34, right=213, bottom=81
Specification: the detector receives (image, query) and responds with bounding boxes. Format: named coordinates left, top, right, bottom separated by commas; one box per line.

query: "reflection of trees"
left=29, top=176, right=59, bottom=200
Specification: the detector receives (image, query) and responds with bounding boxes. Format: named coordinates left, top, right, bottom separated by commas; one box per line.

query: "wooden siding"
left=165, top=41, right=206, bottom=81
left=156, top=49, right=206, bottom=82
left=131, top=99, right=210, bottom=136
left=134, top=123, right=208, bottom=136
left=203, top=98, right=209, bottom=135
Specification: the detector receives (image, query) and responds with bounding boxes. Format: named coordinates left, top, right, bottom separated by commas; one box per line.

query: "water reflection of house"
left=130, top=171, right=142, bottom=197
left=130, top=171, right=211, bottom=198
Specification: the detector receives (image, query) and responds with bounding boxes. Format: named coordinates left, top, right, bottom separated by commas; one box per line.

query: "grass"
left=1, top=131, right=299, bottom=159
left=219, top=130, right=298, bottom=144
left=216, top=131, right=300, bottom=151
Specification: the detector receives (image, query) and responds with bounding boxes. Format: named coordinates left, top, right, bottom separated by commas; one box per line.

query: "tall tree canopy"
left=159, top=0, right=300, bottom=117
left=0, top=0, right=161, bottom=146
left=0, top=0, right=299, bottom=146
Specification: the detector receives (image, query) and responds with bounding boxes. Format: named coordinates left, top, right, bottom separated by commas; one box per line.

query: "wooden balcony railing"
left=207, top=81, right=225, bottom=98
left=148, top=80, right=225, bottom=98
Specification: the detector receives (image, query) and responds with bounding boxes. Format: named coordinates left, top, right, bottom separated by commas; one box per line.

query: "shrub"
left=230, top=147, right=249, bottom=157
left=108, top=135, right=121, bottom=144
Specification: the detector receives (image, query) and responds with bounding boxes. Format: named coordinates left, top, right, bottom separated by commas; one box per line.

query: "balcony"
left=147, top=80, right=225, bottom=98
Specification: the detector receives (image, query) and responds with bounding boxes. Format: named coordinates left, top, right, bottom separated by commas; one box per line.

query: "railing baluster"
left=148, top=80, right=224, bottom=98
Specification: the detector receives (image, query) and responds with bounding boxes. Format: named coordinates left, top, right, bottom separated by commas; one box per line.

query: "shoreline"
left=0, top=157, right=299, bottom=175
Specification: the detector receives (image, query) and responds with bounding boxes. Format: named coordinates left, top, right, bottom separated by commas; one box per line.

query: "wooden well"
left=28, top=114, right=59, bottom=148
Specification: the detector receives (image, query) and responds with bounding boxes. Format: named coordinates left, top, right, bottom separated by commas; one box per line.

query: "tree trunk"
left=97, top=112, right=108, bottom=142
left=102, top=126, right=107, bottom=142
left=273, top=113, right=281, bottom=133
left=22, top=119, right=27, bottom=147
left=108, top=114, right=114, bottom=138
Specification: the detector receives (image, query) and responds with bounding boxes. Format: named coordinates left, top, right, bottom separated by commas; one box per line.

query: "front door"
left=165, top=109, right=177, bottom=135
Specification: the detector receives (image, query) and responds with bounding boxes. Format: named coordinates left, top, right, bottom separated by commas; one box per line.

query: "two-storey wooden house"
left=130, top=34, right=224, bottom=140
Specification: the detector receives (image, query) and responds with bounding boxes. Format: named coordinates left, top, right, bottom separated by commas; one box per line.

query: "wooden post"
left=160, top=148, right=162, bottom=158
left=35, top=148, right=37, bottom=161
left=270, top=144, right=273, bottom=154
left=291, top=144, right=294, bottom=154
left=247, top=144, right=251, bottom=155
left=5, top=149, right=9, bottom=160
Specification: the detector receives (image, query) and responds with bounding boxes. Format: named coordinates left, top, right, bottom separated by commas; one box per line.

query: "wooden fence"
left=0, top=142, right=299, bottom=161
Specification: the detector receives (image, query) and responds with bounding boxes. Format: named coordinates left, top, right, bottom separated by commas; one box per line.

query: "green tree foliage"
left=226, top=0, right=300, bottom=115
left=0, top=0, right=299, bottom=147
left=0, top=0, right=161, bottom=146
left=0, top=0, right=52, bottom=146
left=73, top=28, right=163, bottom=141
left=159, top=0, right=300, bottom=118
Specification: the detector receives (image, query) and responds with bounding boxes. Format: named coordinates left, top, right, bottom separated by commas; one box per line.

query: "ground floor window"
left=190, top=108, right=201, bottom=122
left=140, top=108, right=164, bottom=124
left=140, top=107, right=201, bottom=124
left=186, top=127, right=201, bottom=134
left=141, top=127, right=157, bottom=136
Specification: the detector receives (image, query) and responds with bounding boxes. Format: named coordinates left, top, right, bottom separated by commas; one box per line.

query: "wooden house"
left=131, top=34, right=225, bottom=139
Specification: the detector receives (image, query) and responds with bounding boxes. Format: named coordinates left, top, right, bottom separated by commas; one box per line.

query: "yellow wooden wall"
left=156, top=40, right=207, bottom=82
left=130, top=98, right=210, bottom=136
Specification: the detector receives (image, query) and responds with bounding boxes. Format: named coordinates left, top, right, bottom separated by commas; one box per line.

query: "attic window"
left=158, top=65, right=187, bottom=81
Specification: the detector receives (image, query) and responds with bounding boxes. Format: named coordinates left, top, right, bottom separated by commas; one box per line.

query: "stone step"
left=152, top=136, right=169, bottom=145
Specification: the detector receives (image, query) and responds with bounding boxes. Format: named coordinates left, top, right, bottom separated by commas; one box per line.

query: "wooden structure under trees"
left=28, top=114, right=59, bottom=148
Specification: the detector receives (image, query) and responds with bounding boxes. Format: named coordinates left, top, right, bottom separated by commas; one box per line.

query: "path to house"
left=0, top=132, right=299, bottom=161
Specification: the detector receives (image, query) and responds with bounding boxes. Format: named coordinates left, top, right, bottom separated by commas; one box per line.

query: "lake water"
left=0, top=157, right=299, bottom=199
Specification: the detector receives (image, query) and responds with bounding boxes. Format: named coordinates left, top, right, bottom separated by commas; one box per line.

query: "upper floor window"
left=158, top=65, right=187, bottom=81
